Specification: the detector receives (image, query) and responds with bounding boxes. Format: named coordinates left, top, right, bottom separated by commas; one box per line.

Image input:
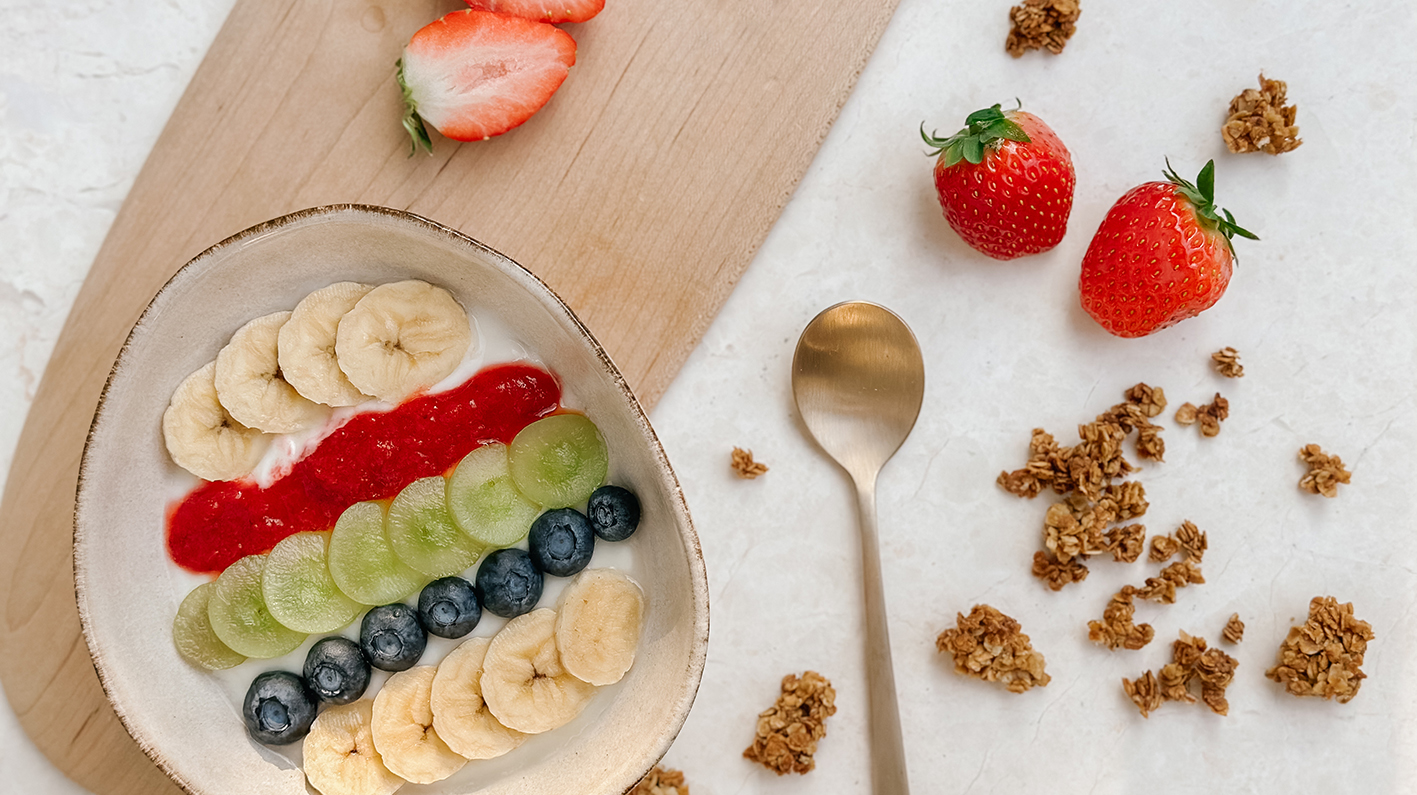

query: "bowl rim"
left=72, top=203, right=710, bottom=795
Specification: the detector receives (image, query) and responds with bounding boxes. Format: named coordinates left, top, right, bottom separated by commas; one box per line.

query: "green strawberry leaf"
left=396, top=59, right=434, bottom=157
left=921, top=102, right=1033, bottom=165
left=1163, top=158, right=1258, bottom=260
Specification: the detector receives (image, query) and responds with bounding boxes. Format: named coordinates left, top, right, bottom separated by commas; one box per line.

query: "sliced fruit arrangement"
left=1079, top=159, right=1257, bottom=338
left=163, top=276, right=649, bottom=792
left=235, top=565, right=643, bottom=791
left=166, top=361, right=559, bottom=575
left=162, top=279, right=474, bottom=483
left=398, top=10, right=581, bottom=153
left=173, top=469, right=638, bottom=674
left=922, top=102, right=1075, bottom=260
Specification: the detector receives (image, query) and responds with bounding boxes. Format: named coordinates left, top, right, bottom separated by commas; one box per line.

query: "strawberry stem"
left=1163, top=159, right=1258, bottom=261
left=921, top=102, right=1031, bottom=167
left=396, top=59, right=434, bottom=157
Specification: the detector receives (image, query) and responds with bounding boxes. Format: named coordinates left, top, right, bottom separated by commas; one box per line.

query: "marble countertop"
left=4, top=0, right=1416, bottom=792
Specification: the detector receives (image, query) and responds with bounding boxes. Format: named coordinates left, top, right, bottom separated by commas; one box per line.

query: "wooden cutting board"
left=0, top=0, right=898, bottom=792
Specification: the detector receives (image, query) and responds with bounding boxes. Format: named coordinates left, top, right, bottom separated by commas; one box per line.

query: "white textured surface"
left=3, top=0, right=1416, bottom=793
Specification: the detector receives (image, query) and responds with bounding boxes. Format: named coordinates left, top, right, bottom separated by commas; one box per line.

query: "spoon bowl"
left=792, top=301, right=924, bottom=794
left=792, top=302, right=926, bottom=482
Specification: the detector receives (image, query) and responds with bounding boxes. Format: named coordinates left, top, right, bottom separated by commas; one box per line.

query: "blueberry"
left=360, top=603, right=427, bottom=672
left=527, top=508, right=595, bottom=577
left=417, top=576, right=482, bottom=639
left=588, top=485, right=641, bottom=542
left=242, top=670, right=316, bottom=745
left=303, top=637, right=371, bottom=705
left=475, top=548, right=544, bottom=618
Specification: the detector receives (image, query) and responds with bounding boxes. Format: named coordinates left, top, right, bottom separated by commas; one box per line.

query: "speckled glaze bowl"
left=74, top=205, right=708, bottom=795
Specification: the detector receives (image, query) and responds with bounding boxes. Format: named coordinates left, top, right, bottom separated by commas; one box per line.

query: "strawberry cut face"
left=401, top=10, right=577, bottom=147
left=1078, top=182, right=1235, bottom=338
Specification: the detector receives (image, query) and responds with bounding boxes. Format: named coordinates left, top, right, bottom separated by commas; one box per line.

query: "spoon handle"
left=856, top=480, right=911, bottom=794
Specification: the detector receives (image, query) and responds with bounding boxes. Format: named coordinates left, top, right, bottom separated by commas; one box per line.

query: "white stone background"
left=4, top=0, right=1417, bottom=793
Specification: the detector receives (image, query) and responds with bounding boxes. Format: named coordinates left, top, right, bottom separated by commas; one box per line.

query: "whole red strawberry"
left=922, top=103, right=1075, bottom=260
left=1079, top=160, right=1258, bottom=338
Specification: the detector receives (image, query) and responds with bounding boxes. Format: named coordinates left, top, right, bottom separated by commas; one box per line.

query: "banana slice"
left=162, top=361, right=271, bottom=481
left=480, top=608, right=597, bottom=734
left=303, top=700, right=405, bottom=795
left=215, top=311, right=329, bottom=433
left=278, top=282, right=375, bottom=407
left=371, top=666, right=467, bottom=784
left=555, top=569, right=645, bottom=686
left=335, top=280, right=473, bottom=404
left=430, top=636, right=528, bottom=760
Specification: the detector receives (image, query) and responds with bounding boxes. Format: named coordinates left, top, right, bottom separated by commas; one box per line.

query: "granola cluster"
left=998, top=385, right=1167, bottom=589
left=1298, top=444, right=1351, bottom=498
left=743, top=671, right=837, bottom=775
left=1211, top=347, right=1244, bottom=378
left=1123, top=632, right=1238, bottom=717
left=1266, top=597, right=1374, bottom=703
left=1222, top=613, right=1245, bottom=645
left=936, top=604, right=1051, bottom=693
left=1135, top=559, right=1206, bottom=604
left=1005, top=0, right=1081, bottom=57
left=1090, top=522, right=1206, bottom=648
left=631, top=766, right=689, bottom=795
left=1087, top=586, right=1155, bottom=651
left=731, top=447, right=769, bottom=479
left=1175, top=394, right=1229, bottom=437
left=1150, top=521, right=1207, bottom=563
left=1222, top=74, right=1302, bottom=155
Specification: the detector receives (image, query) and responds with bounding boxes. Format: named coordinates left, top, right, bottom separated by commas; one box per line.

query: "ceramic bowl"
left=74, top=205, right=708, bottom=795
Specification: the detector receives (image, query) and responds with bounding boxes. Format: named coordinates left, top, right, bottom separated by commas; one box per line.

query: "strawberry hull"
left=927, top=110, right=1076, bottom=261
left=1079, top=182, right=1236, bottom=338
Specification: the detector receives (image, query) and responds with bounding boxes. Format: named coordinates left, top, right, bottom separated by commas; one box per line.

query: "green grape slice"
left=446, top=443, right=540, bottom=548
left=328, top=501, right=426, bottom=605
left=262, top=531, right=363, bottom=634
left=207, top=554, right=307, bottom=659
left=172, top=581, right=246, bottom=671
left=387, top=476, right=484, bottom=578
left=507, top=413, right=608, bottom=509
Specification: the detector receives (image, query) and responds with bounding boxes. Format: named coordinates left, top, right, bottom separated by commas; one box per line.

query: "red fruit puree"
left=167, top=364, right=560, bottom=574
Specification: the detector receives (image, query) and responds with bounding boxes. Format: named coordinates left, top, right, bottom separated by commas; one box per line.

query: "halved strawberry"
left=398, top=10, right=577, bottom=153
left=464, top=0, right=605, bottom=24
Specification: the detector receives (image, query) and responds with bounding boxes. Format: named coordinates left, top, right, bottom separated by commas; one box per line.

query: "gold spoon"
left=792, top=301, right=923, bottom=794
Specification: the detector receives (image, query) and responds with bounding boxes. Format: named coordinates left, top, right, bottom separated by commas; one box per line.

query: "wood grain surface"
left=0, top=0, right=898, bottom=792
